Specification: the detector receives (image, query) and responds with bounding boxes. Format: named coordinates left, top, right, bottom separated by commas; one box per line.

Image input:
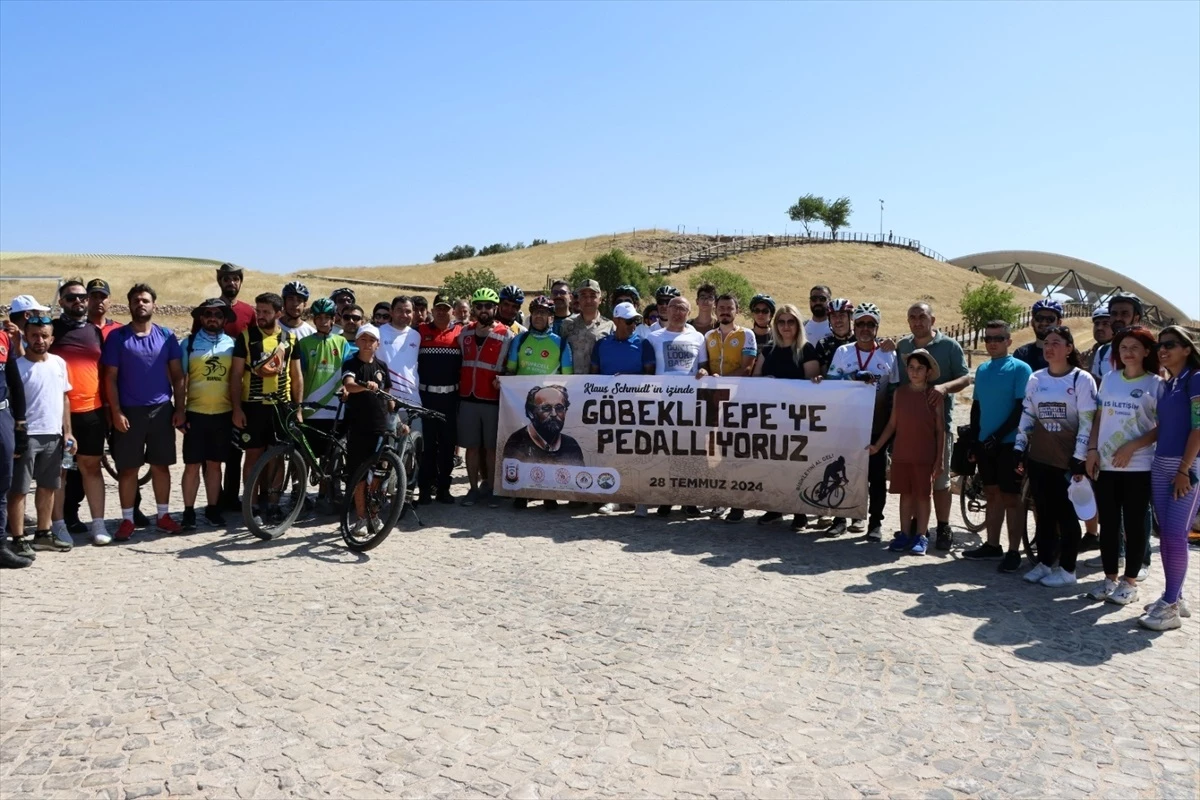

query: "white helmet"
left=853, top=302, right=881, bottom=325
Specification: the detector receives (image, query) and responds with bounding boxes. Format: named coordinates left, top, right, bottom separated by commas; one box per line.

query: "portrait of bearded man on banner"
left=502, top=384, right=585, bottom=466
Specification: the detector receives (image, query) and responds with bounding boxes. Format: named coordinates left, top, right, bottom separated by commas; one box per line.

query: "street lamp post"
left=879, top=199, right=884, bottom=237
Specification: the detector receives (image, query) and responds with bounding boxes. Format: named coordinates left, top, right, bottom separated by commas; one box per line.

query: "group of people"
left=0, top=269, right=1196, bottom=631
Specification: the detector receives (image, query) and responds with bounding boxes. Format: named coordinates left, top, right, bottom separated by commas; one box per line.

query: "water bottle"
left=62, top=438, right=77, bottom=471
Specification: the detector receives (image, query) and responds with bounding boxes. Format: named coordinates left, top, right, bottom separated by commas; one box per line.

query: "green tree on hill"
left=819, top=197, right=853, bottom=239
left=562, top=249, right=662, bottom=313
left=959, top=279, right=1022, bottom=335
left=787, top=194, right=827, bottom=236
left=433, top=244, right=476, bottom=262
left=442, top=267, right=502, bottom=301
left=688, top=266, right=757, bottom=313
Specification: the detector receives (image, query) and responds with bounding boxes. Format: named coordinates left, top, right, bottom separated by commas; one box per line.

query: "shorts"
left=70, top=409, right=108, bottom=457
left=457, top=400, right=498, bottom=450
left=12, top=433, right=63, bottom=493
left=935, top=431, right=952, bottom=492
left=183, top=411, right=233, bottom=465
left=242, top=402, right=288, bottom=450
left=890, top=461, right=934, bottom=497
left=345, top=431, right=385, bottom=477
left=112, top=402, right=177, bottom=471
left=978, top=442, right=1022, bottom=494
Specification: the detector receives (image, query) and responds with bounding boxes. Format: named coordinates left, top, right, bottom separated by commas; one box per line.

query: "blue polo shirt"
left=591, top=333, right=655, bottom=376
left=974, top=354, right=1033, bottom=444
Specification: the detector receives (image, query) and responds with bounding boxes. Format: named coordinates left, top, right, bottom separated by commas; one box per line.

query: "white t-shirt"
left=18, top=354, right=71, bottom=435
left=378, top=324, right=422, bottom=405
left=827, top=342, right=899, bottom=397
left=1091, top=342, right=1114, bottom=382
left=1095, top=371, right=1161, bottom=472
left=649, top=328, right=707, bottom=376
left=1015, top=368, right=1098, bottom=469
left=804, top=318, right=832, bottom=343
left=280, top=321, right=317, bottom=339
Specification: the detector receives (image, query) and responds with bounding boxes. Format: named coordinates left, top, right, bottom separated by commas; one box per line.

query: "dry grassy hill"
left=2, top=232, right=1041, bottom=336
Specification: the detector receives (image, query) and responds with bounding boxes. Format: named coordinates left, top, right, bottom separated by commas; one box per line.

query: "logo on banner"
left=555, top=468, right=571, bottom=485
left=530, top=466, right=546, bottom=485
left=597, top=472, right=616, bottom=490
left=504, top=461, right=519, bottom=484
left=796, top=454, right=850, bottom=509
left=576, top=472, right=594, bottom=489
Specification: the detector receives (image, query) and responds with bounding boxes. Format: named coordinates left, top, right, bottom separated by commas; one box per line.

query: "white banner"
left=494, top=375, right=874, bottom=516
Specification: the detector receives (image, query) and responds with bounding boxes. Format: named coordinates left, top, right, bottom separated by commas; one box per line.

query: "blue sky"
left=2, top=1, right=1197, bottom=317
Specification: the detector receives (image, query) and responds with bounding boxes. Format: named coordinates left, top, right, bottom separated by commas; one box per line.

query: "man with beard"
left=560, top=279, right=614, bottom=375
left=279, top=282, right=316, bottom=338
left=452, top=298, right=470, bottom=326
left=807, top=298, right=854, bottom=378
left=330, top=288, right=357, bottom=335
left=339, top=303, right=365, bottom=360
left=49, top=280, right=110, bottom=545
left=498, top=285, right=526, bottom=334
left=805, top=285, right=833, bottom=343
left=1013, top=299, right=1063, bottom=373
left=549, top=280, right=572, bottom=337
left=502, top=385, right=584, bottom=466
left=417, top=294, right=463, bottom=505
left=178, top=299, right=237, bottom=529
left=231, top=293, right=304, bottom=524
left=296, top=298, right=349, bottom=513
left=704, top=294, right=758, bottom=522
left=194, top=263, right=254, bottom=338
left=102, top=284, right=185, bottom=540
left=457, top=288, right=515, bottom=508
left=1082, top=305, right=1113, bottom=379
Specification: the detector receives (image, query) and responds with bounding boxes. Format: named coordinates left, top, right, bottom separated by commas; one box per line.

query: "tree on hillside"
left=688, top=266, right=757, bottom=314
left=477, top=243, right=514, bottom=257
left=433, top=244, right=476, bottom=263
left=787, top=194, right=827, bottom=236
left=959, top=279, right=1022, bottom=336
left=819, top=197, right=852, bottom=239
left=562, top=249, right=660, bottom=313
left=442, top=267, right=502, bottom=301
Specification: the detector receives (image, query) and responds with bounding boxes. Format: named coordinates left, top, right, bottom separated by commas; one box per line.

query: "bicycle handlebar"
left=344, top=384, right=447, bottom=423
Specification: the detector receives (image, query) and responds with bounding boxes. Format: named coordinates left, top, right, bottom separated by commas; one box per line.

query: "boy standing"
left=340, top=325, right=396, bottom=524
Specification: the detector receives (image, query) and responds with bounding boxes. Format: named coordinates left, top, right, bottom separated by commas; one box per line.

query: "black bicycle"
left=958, top=471, right=1036, bottom=562
left=340, top=395, right=444, bottom=552
left=241, top=404, right=348, bottom=540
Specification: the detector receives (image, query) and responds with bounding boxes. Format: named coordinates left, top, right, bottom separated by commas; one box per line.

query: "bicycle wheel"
left=242, top=444, right=307, bottom=540
left=341, top=449, right=405, bottom=552
left=101, top=450, right=154, bottom=486
left=959, top=474, right=987, bottom=533
left=1020, top=476, right=1037, bottom=563
left=398, top=434, right=422, bottom=515
left=827, top=484, right=845, bottom=508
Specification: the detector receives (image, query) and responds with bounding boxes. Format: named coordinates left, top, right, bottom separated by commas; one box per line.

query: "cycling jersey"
left=703, top=325, right=757, bottom=377
left=182, top=329, right=236, bottom=414
left=505, top=329, right=574, bottom=376
left=297, top=332, right=349, bottom=420
left=234, top=326, right=295, bottom=404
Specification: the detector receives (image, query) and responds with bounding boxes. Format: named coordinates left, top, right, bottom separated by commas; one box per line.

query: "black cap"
left=217, top=262, right=243, bottom=275
left=433, top=293, right=455, bottom=308
left=85, top=278, right=110, bottom=297
left=331, top=287, right=356, bottom=302
left=192, top=297, right=235, bottom=322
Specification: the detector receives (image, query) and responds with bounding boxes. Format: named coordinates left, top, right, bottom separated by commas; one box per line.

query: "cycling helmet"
left=613, top=284, right=641, bottom=303
left=1091, top=304, right=1111, bottom=320
left=1031, top=298, right=1063, bottom=318
left=749, top=294, right=776, bottom=314
left=1107, top=291, right=1144, bottom=317
left=471, top=287, right=500, bottom=304
left=310, top=297, right=337, bottom=316
left=655, top=285, right=681, bottom=301
left=499, top=284, right=525, bottom=304
left=282, top=281, right=310, bottom=299
left=529, top=295, right=554, bottom=312
left=330, top=287, right=356, bottom=302
left=828, top=298, right=854, bottom=314
left=853, top=302, right=881, bottom=325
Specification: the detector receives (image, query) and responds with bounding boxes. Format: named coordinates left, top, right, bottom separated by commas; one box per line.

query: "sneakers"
left=543, top=499, right=559, bottom=510
left=823, top=519, right=848, bottom=537
left=725, top=509, right=745, bottom=523
left=92, top=528, right=113, bottom=546
left=656, top=505, right=673, bottom=517
left=513, top=498, right=529, bottom=511
left=0, top=539, right=32, bottom=569
left=115, top=519, right=136, bottom=542
left=64, top=518, right=89, bottom=535
left=598, top=502, right=618, bottom=515
left=181, top=508, right=198, bottom=531
left=998, top=551, right=1022, bottom=573
left=910, top=535, right=929, bottom=555
left=1039, top=567, right=1077, bottom=587
left=634, top=504, right=648, bottom=517
left=32, top=530, right=71, bottom=552
left=934, top=523, right=953, bottom=551
left=710, top=507, right=728, bottom=520
left=1078, top=533, right=1100, bottom=552
left=963, top=543, right=1004, bottom=560
left=865, top=525, right=882, bottom=541
left=683, top=506, right=701, bottom=515
left=888, top=532, right=912, bottom=552
left=157, top=514, right=182, bottom=534
left=1107, top=580, right=1139, bottom=606
left=1088, top=578, right=1119, bottom=601
left=1144, top=596, right=1191, bottom=618
left=1139, top=602, right=1182, bottom=631
left=1023, top=562, right=1053, bottom=583
left=460, top=488, right=480, bottom=507
left=848, top=519, right=866, bottom=533
left=11, top=538, right=37, bottom=559
left=133, top=508, right=151, bottom=528
left=203, top=505, right=226, bottom=526
left=483, top=487, right=499, bottom=509
left=794, top=516, right=811, bottom=533
left=757, top=512, right=784, bottom=525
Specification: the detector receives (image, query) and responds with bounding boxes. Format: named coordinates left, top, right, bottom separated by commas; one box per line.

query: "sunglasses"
left=982, top=335, right=1008, bottom=344
left=200, top=310, right=225, bottom=318
left=62, top=293, right=87, bottom=302
left=1033, top=314, right=1059, bottom=324
left=473, top=302, right=495, bottom=310
left=373, top=312, right=390, bottom=319
left=810, top=295, right=829, bottom=302
left=26, top=315, right=53, bottom=325
left=751, top=307, right=772, bottom=315
left=1158, top=340, right=1184, bottom=351
left=342, top=314, right=363, bottom=322
left=776, top=318, right=799, bottom=326
left=854, top=320, right=878, bottom=328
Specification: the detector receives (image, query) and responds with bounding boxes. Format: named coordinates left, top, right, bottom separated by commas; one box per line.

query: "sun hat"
left=191, top=297, right=235, bottom=322
left=904, top=348, right=941, bottom=382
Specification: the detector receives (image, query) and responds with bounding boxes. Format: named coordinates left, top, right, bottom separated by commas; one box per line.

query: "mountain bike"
left=958, top=470, right=1036, bottom=562
left=241, top=403, right=348, bottom=540
left=340, top=395, right=444, bottom=552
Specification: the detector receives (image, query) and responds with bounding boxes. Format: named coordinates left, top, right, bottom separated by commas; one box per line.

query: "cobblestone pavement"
left=2, top=472, right=1199, bottom=799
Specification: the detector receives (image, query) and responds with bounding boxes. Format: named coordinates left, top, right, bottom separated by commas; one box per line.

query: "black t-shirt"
left=811, top=333, right=853, bottom=374
left=1013, top=342, right=1048, bottom=373
left=502, top=427, right=586, bottom=466
left=341, top=356, right=393, bottom=434
left=759, top=343, right=813, bottom=379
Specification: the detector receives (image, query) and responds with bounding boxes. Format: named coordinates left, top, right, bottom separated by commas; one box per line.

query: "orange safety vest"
left=459, top=322, right=510, bottom=402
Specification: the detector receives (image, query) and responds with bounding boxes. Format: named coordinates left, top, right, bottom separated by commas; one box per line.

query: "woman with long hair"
left=1139, top=326, right=1200, bottom=630
left=1084, top=326, right=1160, bottom=606
left=1014, top=325, right=1098, bottom=588
left=752, top=303, right=812, bottom=531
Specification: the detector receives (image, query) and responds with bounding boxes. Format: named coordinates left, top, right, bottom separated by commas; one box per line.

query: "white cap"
left=612, top=302, right=641, bottom=321
left=10, top=295, right=51, bottom=314
left=1067, top=476, right=1097, bottom=521
left=355, top=323, right=381, bottom=341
